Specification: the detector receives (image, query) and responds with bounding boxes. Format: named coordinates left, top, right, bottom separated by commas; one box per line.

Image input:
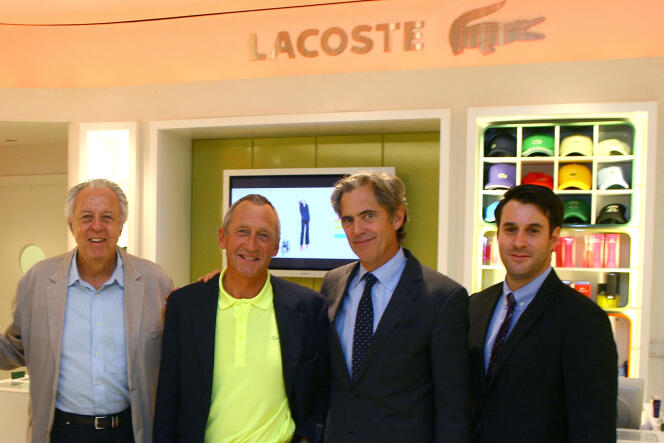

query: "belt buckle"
left=94, top=416, right=108, bottom=430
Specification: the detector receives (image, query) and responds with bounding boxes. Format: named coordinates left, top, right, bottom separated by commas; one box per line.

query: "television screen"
left=224, top=167, right=395, bottom=277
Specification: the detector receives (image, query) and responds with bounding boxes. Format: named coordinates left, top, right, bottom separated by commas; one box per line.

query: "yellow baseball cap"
left=558, top=163, right=592, bottom=190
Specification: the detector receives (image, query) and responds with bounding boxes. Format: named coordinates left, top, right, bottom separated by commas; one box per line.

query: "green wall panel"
left=317, top=135, right=382, bottom=167
left=384, top=133, right=440, bottom=269
left=190, top=132, right=440, bottom=285
left=190, top=139, right=252, bottom=281
left=253, top=137, right=316, bottom=169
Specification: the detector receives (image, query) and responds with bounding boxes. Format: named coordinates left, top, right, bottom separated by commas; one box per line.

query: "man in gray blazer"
left=0, top=179, right=173, bottom=442
left=321, top=171, right=470, bottom=442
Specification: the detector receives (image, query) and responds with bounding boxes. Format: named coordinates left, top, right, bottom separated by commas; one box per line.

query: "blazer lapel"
left=272, top=277, right=305, bottom=398
left=352, top=252, right=421, bottom=383
left=192, top=278, right=219, bottom=391
left=469, top=284, right=501, bottom=391
left=327, top=264, right=358, bottom=389
left=121, top=250, right=144, bottom=390
left=487, top=270, right=560, bottom=389
left=327, top=263, right=358, bottom=322
left=45, top=250, right=75, bottom=365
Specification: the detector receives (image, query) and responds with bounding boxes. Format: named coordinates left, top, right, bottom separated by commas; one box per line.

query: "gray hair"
left=222, top=194, right=281, bottom=241
left=65, top=179, right=128, bottom=224
left=331, top=170, right=408, bottom=242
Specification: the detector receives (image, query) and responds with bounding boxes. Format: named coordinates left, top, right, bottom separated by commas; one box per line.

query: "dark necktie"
left=351, top=272, right=377, bottom=380
left=487, top=292, right=516, bottom=375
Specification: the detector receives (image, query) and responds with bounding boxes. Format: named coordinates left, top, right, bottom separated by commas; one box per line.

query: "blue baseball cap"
left=484, top=201, right=499, bottom=222
left=485, top=134, right=517, bottom=157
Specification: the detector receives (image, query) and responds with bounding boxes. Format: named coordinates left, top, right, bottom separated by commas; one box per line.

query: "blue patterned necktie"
left=487, top=292, right=516, bottom=375
left=351, top=272, right=378, bottom=380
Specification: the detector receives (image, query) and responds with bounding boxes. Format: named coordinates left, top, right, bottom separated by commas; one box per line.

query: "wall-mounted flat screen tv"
left=223, top=167, right=395, bottom=277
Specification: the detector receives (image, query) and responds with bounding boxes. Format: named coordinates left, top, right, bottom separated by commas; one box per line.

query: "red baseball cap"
left=522, top=172, right=553, bottom=190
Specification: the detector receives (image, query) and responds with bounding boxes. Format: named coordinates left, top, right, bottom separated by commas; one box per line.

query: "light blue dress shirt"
left=56, top=251, right=130, bottom=415
left=483, top=266, right=552, bottom=373
left=334, top=248, right=408, bottom=375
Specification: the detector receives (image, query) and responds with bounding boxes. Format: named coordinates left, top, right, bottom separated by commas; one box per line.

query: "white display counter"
left=618, top=429, right=663, bottom=442
left=0, top=376, right=29, bottom=442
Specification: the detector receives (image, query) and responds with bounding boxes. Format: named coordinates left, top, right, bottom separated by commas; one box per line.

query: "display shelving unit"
left=465, top=103, right=656, bottom=383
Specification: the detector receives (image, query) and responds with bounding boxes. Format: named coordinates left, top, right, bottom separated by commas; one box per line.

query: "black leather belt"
left=54, top=408, right=131, bottom=430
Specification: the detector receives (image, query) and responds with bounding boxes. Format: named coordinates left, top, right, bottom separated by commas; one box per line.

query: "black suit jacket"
left=469, top=270, right=617, bottom=443
left=321, top=249, right=471, bottom=443
left=153, top=275, right=329, bottom=443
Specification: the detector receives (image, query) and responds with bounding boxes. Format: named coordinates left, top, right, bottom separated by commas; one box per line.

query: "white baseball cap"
left=560, top=135, right=593, bottom=156
left=597, top=166, right=630, bottom=190
left=597, top=139, right=632, bottom=156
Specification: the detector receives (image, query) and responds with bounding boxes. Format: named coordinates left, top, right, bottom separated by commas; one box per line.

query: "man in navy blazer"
left=469, top=185, right=617, bottom=442
left=153, top=194, right=329, bottom=442
left=321, top=171, right=471, bottom=442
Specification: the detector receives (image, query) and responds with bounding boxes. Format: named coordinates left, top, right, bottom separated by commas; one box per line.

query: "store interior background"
left=0, top=0, right=663, bottom=398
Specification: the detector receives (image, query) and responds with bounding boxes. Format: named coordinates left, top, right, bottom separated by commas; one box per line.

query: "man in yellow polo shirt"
left=153, top=194, right=329, bottom=443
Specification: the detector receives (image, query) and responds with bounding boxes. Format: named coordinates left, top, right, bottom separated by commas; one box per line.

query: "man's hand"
left=197, top=270, right=221, bottom=283
left=160, top=270, right=221, bottom=320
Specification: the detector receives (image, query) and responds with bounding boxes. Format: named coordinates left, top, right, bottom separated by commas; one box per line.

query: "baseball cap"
left=485, top=134, right=517, bottom=157
left=596, top=203, right=628, bottom=224
left=599, top=126, right=633, bottom=144
left=485, top=163, right=516, bottom=190
left=563, top=198, right=590, bottom=224
left=560, top=135, right=593, bottom=156
left=522, top=134, right=555, bottom=157
left=597, top=166, right=630, bottom=190
left=521, top=172, right=553, bottom=190
left=597, top=139, right=632, bottom=156
left=558, top=164, right=592, bottom=190
left=484, top=201, right=499, bottom=222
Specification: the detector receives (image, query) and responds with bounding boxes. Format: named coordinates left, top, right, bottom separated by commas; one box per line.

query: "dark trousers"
left=300, top=219, right=310, bottom=246
left=50, top=409, right=134, bottom=443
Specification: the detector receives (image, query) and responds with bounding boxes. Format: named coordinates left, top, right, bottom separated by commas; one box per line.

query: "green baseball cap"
left=563, top=198, right=590, bottom=224
left=522, top=134, right=555, bottom=157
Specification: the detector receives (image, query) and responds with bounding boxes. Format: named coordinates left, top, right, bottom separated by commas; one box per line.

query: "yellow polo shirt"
left=204, top=271, right=295, bottom=443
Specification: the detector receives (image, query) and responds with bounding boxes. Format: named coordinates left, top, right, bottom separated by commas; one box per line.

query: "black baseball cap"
left=485, top=134, right=517, bottom=157
left=596, top=203, right=628, bottom=224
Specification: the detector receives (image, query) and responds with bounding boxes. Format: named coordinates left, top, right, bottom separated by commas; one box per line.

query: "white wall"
left=0, top=175, right=68, bottom=379
left=0, top=138, right=68, bottom=379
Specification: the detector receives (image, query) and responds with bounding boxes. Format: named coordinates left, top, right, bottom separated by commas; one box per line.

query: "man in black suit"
left=153, top=194, right=329, bottom=442
left=321, top=171, right=470, bottom=442
left=469, top=184, right=617, bottom=442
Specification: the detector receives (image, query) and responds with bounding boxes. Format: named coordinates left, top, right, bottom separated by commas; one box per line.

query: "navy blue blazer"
left=322, top=249, right=471, bottom=442
left=153, top=275, right=329, bottom=443
left=469, top=269, right=617, bottom=442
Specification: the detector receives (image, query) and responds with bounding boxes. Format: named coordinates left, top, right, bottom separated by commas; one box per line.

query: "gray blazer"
left=0, top=248, right=173, bottom=443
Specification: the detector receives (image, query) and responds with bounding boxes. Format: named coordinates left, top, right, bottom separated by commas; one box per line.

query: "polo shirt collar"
left=218, top=269, right=272, bottom=311
left=68, top=249, right=124, bottom=289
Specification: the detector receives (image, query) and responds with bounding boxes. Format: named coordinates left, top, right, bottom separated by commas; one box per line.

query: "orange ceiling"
left=0, top=0, right=349, bottom=24
left=1, top=0, right=663, bottom=88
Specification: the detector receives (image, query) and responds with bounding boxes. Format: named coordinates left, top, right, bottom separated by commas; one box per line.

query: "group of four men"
left=1, top=170, right=617, bottom=442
